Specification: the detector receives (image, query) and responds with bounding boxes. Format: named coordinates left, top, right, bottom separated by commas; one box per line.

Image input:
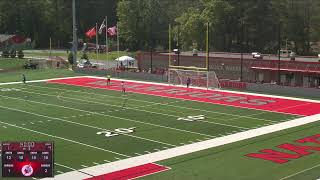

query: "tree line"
left=1, top=0, right=319, bottom=55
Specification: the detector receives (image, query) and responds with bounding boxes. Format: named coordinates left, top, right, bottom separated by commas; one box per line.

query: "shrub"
left=68, top=53, right=74, bottom=65
left=81, top=53, right=89, bottom=60
left=1, top=50, right=10, bottom=58
left=17, top=50, right=24, bottom=59
left=9, top=49, right=16, bottom=58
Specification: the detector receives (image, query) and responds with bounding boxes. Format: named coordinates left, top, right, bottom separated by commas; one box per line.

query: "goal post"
left=168, top=68, right=221, bottom=89
left=168, top=23, right=220, bottom=89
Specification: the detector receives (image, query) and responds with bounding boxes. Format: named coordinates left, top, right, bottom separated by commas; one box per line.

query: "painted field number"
left=0, top=88, right=21, bottom=92
left=97, top=127, right=136, bottom=138
left=177, top=115, right=205, bottom=122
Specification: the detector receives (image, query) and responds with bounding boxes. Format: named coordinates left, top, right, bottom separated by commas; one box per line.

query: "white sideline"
left=43, top=113, right=320, bottom=180
left=1, top=75, right=320, bottom=103
left=0, top=76, right=86, bottom=86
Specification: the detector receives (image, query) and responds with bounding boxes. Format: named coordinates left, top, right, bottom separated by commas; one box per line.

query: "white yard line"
left=55, top=163, right=78, bottom=171
left=279, top=163, right=320, bottom=180
left=0, top=94, right=215, bottom=138
left=25, top=83, right=292, bottom=122
left=0, top=105, right=176, bottom=147
left=0, top=120, right=130, bottom=158
left=47, top=113, right=320, bottom=180
left=17, top=88, right=248, bottom=130
left=0, top=76, right=86, bottom=86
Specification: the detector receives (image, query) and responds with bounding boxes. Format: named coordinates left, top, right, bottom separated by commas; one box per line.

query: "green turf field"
left=0, top=59, right=27, bottom=70
left=1, top=80, right=313, bottom=180
left=1, top=58, right=320, bottom=179
left=148, top=120, right=320, bottom=180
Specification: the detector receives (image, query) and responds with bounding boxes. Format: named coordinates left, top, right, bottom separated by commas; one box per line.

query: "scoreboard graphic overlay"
left=1, top=141, right=54, bottom=178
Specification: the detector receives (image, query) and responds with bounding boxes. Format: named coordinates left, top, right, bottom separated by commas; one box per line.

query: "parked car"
left=24, top=60, right=38, bottom=69
left=77, top=59, right=93, bottom=68
left=289, top=52, right=296, bottom=60
left=252, top=52, right=263, bottom=59
left=192, top=49, right=198, bottom=56
left=173, top=49, right=180, bottom=54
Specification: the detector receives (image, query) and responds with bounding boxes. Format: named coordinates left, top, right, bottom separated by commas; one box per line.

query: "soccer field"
left=0, top=76, right=319, bottom=180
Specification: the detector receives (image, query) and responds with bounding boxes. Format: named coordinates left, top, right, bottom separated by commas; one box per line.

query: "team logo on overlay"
left=21, top=164, right=34, bottom=177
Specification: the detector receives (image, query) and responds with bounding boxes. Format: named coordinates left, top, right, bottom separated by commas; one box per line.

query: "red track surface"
left=48, top=77, right=320, bottom=116
left=84, top=163, right=169, bottom=180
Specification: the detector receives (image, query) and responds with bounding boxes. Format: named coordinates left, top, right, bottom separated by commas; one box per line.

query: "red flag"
left=10, top=35, right=27, bottom=44
left=85, top=27, right=96, bottom=38
left=107, top=26, right=117, bottom=36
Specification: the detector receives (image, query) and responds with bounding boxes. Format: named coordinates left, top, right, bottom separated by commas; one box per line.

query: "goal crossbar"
left=168, top=68, right=220, bottom=89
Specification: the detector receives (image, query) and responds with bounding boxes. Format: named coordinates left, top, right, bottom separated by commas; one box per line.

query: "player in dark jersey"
left=22, top=74, right=26, bottom=84
left=186, top=77, right=191, bottom=88
left=107, top=75, right=111, bottom=85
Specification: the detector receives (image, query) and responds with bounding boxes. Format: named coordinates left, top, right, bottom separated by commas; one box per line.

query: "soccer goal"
left=168, top=68, right=221, bottom=89
left=167, top=23, right=220, bottom=89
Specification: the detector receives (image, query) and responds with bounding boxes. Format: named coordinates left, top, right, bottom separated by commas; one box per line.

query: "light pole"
left=278, top=22, right=281, bottom=85
left=240, top=19, right=244, bottom=82
left=72, top=0, right=77, bottom=66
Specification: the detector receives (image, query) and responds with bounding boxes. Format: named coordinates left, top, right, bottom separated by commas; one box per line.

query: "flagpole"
left=106, top=16, right=108, bottom=68
left=117, top=22, right=120, bottom=68
left=96, top=23, right=98, bottom=60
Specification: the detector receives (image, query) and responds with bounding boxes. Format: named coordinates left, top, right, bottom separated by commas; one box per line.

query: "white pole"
left=117, top=22, right=120, bottom=68
left=96, top=23, right=98, bottom=60
left=49, top=37, right=52, bottom=58
left=207, top=71, right=209, bottom=90
left=72, top=0, right=77, bottom=66
left=106, top=16, right=108, bottom=68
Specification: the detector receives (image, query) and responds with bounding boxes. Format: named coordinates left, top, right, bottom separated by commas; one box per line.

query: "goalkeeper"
left=107, top=75, right=111, bottom=85
left=186, top=77, right=191, bottom=88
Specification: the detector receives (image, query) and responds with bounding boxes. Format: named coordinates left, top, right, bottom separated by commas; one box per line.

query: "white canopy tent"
left=115, top=56, right=135, bottom=66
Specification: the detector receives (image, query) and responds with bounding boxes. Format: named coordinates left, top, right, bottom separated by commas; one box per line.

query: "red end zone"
left=84, top=163, right=170, bottom=180
left=47, top=77, right=320, bottom=116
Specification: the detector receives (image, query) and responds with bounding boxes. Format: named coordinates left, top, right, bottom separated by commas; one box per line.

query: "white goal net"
left=168, top=68, right=221, bottom=89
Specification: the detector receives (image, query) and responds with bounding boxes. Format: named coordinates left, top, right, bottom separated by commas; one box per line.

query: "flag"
left=107, top=26, right=117, bottom=36
left=85, top=26, right=96, bottom=38
left=98, top=19, right=106, bottom=34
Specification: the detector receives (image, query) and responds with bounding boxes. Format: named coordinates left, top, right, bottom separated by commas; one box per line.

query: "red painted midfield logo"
left=246, top=134, right=320, bottom=164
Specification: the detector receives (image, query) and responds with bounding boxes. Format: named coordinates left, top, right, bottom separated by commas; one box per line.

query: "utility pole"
left=72, top=0, right=77, bottom=66
left=278, top=22, right=281, bottom=85
left=149, top=0, right=153, bottom=72
left=177, top=26, right=180, bottom=66
left=206, top=22, right=210, bottom=71
left=240, top=19, right=244, bottom=82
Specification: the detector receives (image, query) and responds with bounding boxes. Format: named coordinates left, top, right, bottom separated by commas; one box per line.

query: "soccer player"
left=107, top=75, right=111, bottom=85
left=121, top=81, right=126, bottom=93
left=186, top=77, right=191, bottom=88
left=22, top=74, right=26, bottom=84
